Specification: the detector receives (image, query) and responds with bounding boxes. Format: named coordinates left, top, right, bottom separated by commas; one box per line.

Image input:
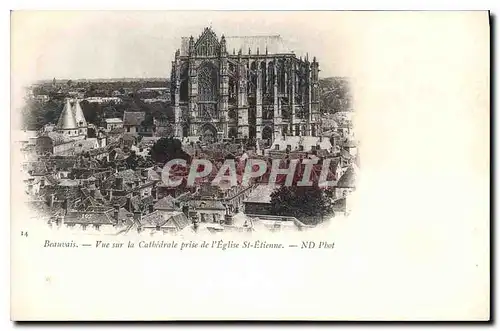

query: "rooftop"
left=104, top=118, right=124, bottom=124
left=244, top=184, right=278, bottom=204
left=337, top=165, right=356, bottom=188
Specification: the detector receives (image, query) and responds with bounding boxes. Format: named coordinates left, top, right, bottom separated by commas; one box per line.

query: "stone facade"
left=170, top=27, right=321, bottom=143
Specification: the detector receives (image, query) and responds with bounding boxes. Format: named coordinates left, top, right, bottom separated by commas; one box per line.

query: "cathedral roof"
left=180, top=33, right=290, bottom=56
left=72, top=100, right=87, bottom=127
left=56, top=99, right=78, bottom=130
left=225, top=35, right=289, bottom=54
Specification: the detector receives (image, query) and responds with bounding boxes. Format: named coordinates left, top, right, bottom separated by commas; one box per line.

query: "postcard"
left=10, top=11, right=490, bottom=321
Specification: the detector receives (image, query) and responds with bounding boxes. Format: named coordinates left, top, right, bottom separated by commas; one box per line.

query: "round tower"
left=72, top=99, right=88, bottom=137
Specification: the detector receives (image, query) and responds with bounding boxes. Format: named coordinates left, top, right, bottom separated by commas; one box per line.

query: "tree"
left=269, top=186, right=334, bottom=225
left=125, top=151, right=139, bottom=170
left=319, top=77, right=352, bottom=114
left=80, top=101, right=101, bottom=126
left=150, top=137, right=191, bottom=164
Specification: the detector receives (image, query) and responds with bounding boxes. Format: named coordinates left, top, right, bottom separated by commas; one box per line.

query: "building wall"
left=106, top=123, right=123, bottom=131
left=124, top=125, right=138, bottom=134
left=244, top=202, right=272, bottom=215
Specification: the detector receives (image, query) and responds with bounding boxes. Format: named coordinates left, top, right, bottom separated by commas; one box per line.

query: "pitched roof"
left=166, top=212, right=190, bottom=230
left=337, top=166, right=356, bottom=188
left=244, top=184, right=277, bottom=204
left=56, top=99, right=78, bottom=130
left=153, top=195, right=178, bottom=211
left=146, top=168, right=161, bottom=181
left=72, top=100, right=87, bottom=127
left=189, top=200, right=226, bottom=210
left=63, top=211, right=116, bottom=225
left=123, top=111, right=145, bottom=126
left=139, top=210, right=168, bottom=227
left=226, top=35, right=290, bottom=54
left=130, top=195, right=154, bottom=213
left=180, top=33, right=291, bottom=56
left=104, top=118, right=123, bottom=124
left=46, top=131, right=73, bottom=146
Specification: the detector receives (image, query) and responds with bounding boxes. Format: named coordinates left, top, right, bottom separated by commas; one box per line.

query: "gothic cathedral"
left=170, top=27, right=321, bottom=144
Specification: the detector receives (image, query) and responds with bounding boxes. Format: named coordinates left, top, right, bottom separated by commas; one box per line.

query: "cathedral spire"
left=188, top=36, right=195, bottom=55
left=220, top=35, right=227, bottom=55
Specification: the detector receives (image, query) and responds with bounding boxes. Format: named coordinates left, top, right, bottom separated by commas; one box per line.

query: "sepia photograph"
left=9, top=10, right=490, bottom=321
left=14, top=23, right=356, bottom=236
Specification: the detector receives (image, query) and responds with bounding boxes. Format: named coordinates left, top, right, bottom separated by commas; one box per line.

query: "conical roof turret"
left=56, top=99, right=78, bottom=130
left=72, top=99, right=87, bottom=127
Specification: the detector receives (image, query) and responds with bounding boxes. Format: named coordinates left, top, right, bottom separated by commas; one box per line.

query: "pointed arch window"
left=198, top=63, right=218, bottom=102
left=179, top=63, right=189, bottom=102
left=267, top=62, right=275, bottom=94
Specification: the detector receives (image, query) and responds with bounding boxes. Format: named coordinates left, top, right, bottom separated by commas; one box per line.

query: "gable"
left=194, top=28, right=220, bottom=57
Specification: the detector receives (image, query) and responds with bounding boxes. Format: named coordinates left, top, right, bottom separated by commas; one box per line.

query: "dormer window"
left=275, top=144, right=280, bottom=150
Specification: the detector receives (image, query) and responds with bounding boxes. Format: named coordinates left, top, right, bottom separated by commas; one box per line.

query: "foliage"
left=125, top=151, right=154, bottom=170
left=319, top=77, right=352, bottom=114
left=269, top=185, right=334, bottom=224
left=149, top=137, right=191, bottom=164
left=21, top=99, right=62, bottom=130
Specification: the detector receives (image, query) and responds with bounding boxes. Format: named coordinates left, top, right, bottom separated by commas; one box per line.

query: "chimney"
left=63, top=198, right=69, bottom=215
left=151, top=187, right=157, bottom=200
left=192, top=217, right=199, bottom=232
left=113, top=204, right=120, bottom=222
left=108, top=189, right=113, bottom=201
left=115, top=177, right=124, bottom=190
left=182, top=205, right=189, bottom=217
left=133, top=211, right=142, bottom=223
left=126, top=196, right=133, bottom=212
left=224, top=213, right=234, bottom=225
left=49, top=194, right=55, bottom=207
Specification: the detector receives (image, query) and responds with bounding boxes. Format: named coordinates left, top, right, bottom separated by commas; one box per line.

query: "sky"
left=11, top=11, right=356, bottom=81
